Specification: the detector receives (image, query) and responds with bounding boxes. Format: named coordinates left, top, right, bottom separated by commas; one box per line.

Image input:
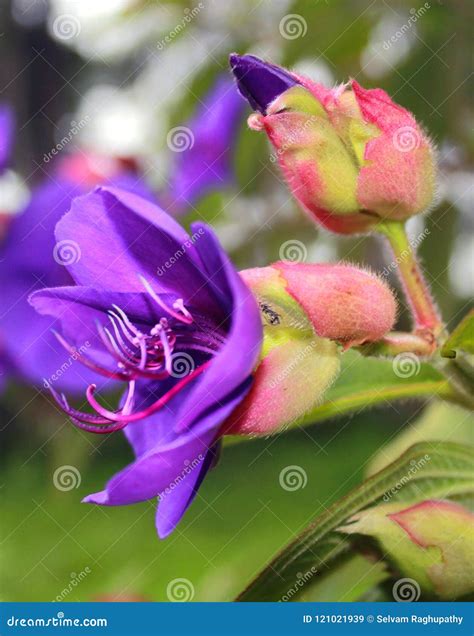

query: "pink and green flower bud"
left=225, top=263, right=396, bottom=436
left=231, top=54, right=436, bottom=235
left=339, top=500, right=474, bottom=599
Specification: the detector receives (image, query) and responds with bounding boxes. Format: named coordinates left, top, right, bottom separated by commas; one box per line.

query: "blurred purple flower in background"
left=0, top=75, right=245, bottom=393
left=0, top=152, right=154, bottom=392
left=165, top=76, right=244, bottom=214
left=31, top=186, right=262, bottom=537
left=0, top=104, right=14, bottom=175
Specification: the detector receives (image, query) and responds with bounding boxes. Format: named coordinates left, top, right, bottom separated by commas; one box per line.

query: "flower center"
left=50, top=277, right=225, bottom=434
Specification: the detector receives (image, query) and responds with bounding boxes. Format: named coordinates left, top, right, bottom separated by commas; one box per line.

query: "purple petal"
left=83, top=428, right=218, bottom=506
left=0, top=167, right=156, bottom=390
left=84, top=377, right=248, bottom=512
left=176, top=223, right=262, bottom=430
left=55, top=186, right=223, bottom=317
left=155, top=441, right=220, bottom=538
left=229, top=53, right=299, bottom=114
left=30, top=285, right=170, bottom=346
left=166, top=76, right=244, bottom=213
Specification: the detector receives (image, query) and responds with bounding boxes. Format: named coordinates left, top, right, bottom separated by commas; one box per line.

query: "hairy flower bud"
left=340, top=500, right=474, bottom=599
left=225, top=262, right=396, bottom=435
left=230, top=54, right=436, bottom=234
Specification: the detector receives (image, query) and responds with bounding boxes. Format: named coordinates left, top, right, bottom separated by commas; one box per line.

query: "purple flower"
left=165, top=76, right=244, bottom=213
left=229, top=54, right=298, bottom=114
left=0, top=104, right=14, bottom=174
left=30, top=186, right=262, bottom=537
left=0, top=154, right=155, bottom=391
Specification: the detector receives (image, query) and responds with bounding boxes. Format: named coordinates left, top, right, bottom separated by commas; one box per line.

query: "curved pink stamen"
left=51, top=330, right=129, bottom=381
left=85, top=361, right=210, bottom=423
left=139, top=275, right=193, bottom=325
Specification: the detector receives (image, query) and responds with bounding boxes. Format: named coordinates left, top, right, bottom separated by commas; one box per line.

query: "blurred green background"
left=0, top=0, right=472, bottom=601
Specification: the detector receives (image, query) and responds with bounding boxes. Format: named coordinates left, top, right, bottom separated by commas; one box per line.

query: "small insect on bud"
left=225, top=262, right=396, bottom=436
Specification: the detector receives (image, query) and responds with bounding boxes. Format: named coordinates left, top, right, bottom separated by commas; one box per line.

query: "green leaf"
left=366, top=401, right=474, bottom=476
left=339, top=500, right=474, bottom=599
left=441, top=310, right=474, bottom=358
left=300, top=552, right=389, bottom=602
left=236, top=441, right=474, bottom=601
left=295, top=350, right=452, bottom=427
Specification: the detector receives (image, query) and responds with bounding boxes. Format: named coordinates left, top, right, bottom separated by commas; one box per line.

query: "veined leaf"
left=295, top=349, right=452, bottom=427
left=236, top=441, right=474, bottom=601
left=366, top=401, right=474, bottom=476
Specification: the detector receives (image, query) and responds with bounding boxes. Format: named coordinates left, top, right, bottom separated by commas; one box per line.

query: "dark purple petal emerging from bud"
left=229, top=53, right=299, bottom=114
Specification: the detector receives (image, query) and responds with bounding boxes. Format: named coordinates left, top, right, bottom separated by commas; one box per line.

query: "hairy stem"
left=358, top=331, right=436, bottom=357
left=376, top=220, right=443, bottom=339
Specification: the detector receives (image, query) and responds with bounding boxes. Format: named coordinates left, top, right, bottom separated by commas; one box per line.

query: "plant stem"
left=357, top=331, right=436, bottom=357
left=376, top=220, right=443, bottom=339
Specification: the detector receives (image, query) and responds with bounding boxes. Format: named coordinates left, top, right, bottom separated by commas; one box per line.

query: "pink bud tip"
left=275, top=262, right=397, bottom=346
